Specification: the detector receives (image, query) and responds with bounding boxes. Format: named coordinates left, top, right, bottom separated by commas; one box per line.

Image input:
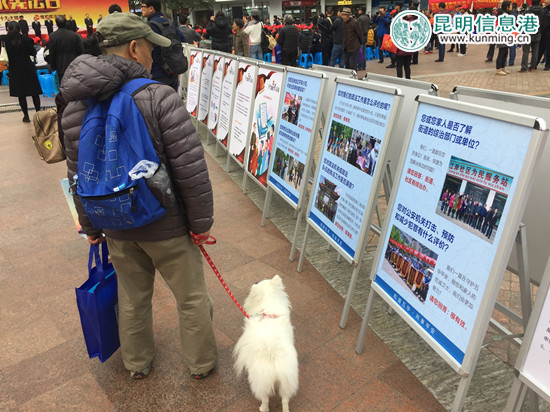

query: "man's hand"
left=190, top=230, right=211, bottom=245
left=87, top=233, right=105, bottom=245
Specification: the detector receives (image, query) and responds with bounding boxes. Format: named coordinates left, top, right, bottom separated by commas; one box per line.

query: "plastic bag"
left=129, top=160, right=158, bottom=180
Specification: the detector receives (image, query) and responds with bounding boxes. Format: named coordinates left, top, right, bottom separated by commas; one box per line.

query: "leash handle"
left=192, top=233, right=250, bottom=319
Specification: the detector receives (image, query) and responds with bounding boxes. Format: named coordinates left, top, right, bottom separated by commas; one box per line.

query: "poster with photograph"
left=373, top=101, right=535, bottom=364
left=245, top=67, right=284, bottom=187
left=228, top=62, right=257, bottom=164
left=186, top=49, right=202, bottom=118
left=216, top=58, right=237, bottom=147
left=208, top=55, right=225, bottom=135
left=308, top=82, right=395, bottom=259
left=198, top=52, right=214, bottom=124
left=269, top=70, right=323, bottom=207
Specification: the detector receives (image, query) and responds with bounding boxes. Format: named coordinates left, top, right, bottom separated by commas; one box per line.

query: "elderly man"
left=341, top=7, right=362, bottom=70
left=60, top=12, right=218, bottom=381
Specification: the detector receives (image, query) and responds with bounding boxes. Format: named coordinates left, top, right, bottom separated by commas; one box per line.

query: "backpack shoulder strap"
left=119, top=78, right=160, bottom=97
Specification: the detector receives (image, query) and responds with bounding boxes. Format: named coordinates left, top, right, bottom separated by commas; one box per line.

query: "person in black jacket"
left=205, top=11, right=232, bottom=53
left=84, top=14, right=94, bottom=37
left=328, top=10, right=344, bottom=67
left=318, top=10, right=333, bottom=65
left=1, top=21, right=42, bottom=122
left=48, top=16, right=83, bottom=81
left=18, top=16, right=29, bottom=36
left=278, top=15, right=299, bottom=66
left=44, top=17, right=54, bottom=35
left=32, top=17, right=42, bottom=39
left=67, top=16, right=78, bottom=32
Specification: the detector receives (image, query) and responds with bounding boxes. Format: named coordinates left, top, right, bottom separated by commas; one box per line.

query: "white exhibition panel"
left=228, top=60, right=258, bottom=165
left=185, top=48, right=202, bottom=118
left=306, top=79, right=401, bottom=262
left=371, top=95, right=543, bottom=368
left=268, top=68, right=325, bottom=209
left=216, top=56, right=237, bottom=147
left=450, top=86, right=550, bottom=286
left=207, top=53, right=224, bottom=135
left=244, top=65, right=285, bottom=188
left=197, top=51, right=214, bottom=124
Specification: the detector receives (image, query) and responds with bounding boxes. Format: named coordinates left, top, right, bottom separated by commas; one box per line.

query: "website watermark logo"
left=391, top=11, right=433, bottom=52
left=390, top=11, right=539, bottom=51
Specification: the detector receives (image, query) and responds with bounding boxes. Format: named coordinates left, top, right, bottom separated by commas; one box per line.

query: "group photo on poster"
left=246, top=69, right=283, bottom=185
left=272, top=148, right=305, bottom=192
left=436, top=156, right=511, bottom=244
left=282, top=93, right=301, bottom=126
left=314, top=176, right=340, bottom=223
left=327, top=120, right=381, bottom=177
left=382, top=225, right=438, bottom=303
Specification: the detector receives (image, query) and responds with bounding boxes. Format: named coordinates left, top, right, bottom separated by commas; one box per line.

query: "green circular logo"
left=390, top=11, right=432, bottom=53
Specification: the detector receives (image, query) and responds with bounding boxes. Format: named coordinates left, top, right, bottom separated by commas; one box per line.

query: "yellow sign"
left=337, top=0, right=352, bottom=4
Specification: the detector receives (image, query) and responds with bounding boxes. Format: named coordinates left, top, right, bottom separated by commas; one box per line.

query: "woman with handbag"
left=1, top=21, right=42, bottom=122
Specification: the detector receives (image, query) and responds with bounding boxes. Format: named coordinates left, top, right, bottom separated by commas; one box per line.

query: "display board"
left=268, top=68, right=325, bottom=209
left=207, top=53, right=225, bottom=136
left=186, top=48, right=203, bottom=118
left=355, top=96, right=546, bottom=401
left=244, top=64, right=285, bottom=188
left=364, top=73, right=439, bottom=186
left=216, top=56, right=238, bottom=147
left=197, top=52, right=214, bottom=124
left=506, top=257, right=550, bottom=410
left=228, top=60, right=258, bottom=165
left=305, top=78, right=402, bottom=262
left=450, top=86, right=550, bottom=286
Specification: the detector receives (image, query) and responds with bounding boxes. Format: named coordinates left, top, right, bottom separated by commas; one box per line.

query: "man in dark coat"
left=277, top=15, right=300, bottom=66
left=179, top=14, right=201, bottom=45
left=341, top=7, right=362, bottom=70
left=18, top=16, right=29, bottom=36
left=67, top=15, right=78, bottom=32
left=32, top=17, right=42, bottom=39
left=205, top=11, right=232, bottom=53
left=328, top=10, right=344, bottom=67
left=44, top=17, right=54, bottom=34
left=317, top=9, right=333, bottom=66
left=141, top=0, right=186, bottom=91
left=48, top=16, right=83, bottom=81
left=84, top=13, right=94, bottom=37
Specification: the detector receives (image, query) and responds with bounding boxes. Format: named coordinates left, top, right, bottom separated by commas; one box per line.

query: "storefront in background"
left=282, top=0, right=320, bottom=21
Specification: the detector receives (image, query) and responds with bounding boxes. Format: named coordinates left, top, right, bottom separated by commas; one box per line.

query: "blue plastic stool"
left=1, top=69, right=8, bottom=86
left=374, top=47, right=379, bottom=59
left=36, top=68, right=49, bottom=75
left=305, top=53, right=313, bottom=68
left=366, top=47, right=374, bottom=61
left=38, top=73, right=56, bottom=97
left=263, top=53, right=272, bottom=63
left=299, top=54, right=308, bottom=68
left=313, top=52, right=322, bottom=65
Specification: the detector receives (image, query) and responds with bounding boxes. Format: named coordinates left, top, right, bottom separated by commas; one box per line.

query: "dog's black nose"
left=254, top=282, right=259, bottom=285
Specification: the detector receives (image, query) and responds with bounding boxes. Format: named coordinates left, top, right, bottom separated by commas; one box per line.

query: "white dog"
left=233, top=275, right=299, bottom=412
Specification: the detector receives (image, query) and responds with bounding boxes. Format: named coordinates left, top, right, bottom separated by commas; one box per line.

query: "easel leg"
left=516, top=224, right=533, bottom=327
left=340, top=264, right=362, bottom=328
left=242, top=172, right=248, bottom=194
left=225, top=154, right=231, bottom=172
left=261, top=187, right=273, bottom=227
left=297, top=223, right=310, bottom=273
left=356, top=287, right=376, bottom=354
left=450, top=374, right=475, bottom=412
left=290, top=209, right=304, bottom=262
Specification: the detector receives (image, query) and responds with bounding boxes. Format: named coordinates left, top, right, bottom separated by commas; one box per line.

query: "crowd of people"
left=439, top=190, right=500, bottom=239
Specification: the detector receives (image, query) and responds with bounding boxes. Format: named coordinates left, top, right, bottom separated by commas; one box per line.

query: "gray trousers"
left=521, top=41, right=540, bottom=71
left=107, top=235, right=218, bottom=374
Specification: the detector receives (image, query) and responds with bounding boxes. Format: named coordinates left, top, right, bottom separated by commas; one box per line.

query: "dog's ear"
left=272, top=274, right=283, bottom=284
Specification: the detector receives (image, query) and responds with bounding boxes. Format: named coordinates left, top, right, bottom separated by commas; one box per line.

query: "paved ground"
left=1, top=43, right=549, bottom=411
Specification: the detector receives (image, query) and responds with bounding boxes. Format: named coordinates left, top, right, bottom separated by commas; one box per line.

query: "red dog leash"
left=191, top=234, right=250, bottom=319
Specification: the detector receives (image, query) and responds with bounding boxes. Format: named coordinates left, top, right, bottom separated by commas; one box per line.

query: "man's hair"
left=284, top=15, right=294, bottom=24
left=234, top=17, right=244, bottom=28
left=142, top=0, right=160, bottom=12
left=108, top=4, right=122, bottom=13
left=439, top=2, right=446, bottom=8
left=326, top=7, right=334, bottom=14
left=179, top=14, right=188, bottom=25
left=56, top=15, right=67, bottom=28
left=215, top=10, right=225, bottom=18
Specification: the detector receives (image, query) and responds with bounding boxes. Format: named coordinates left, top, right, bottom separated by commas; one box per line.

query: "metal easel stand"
left=506, top=377, right=540, bottom=412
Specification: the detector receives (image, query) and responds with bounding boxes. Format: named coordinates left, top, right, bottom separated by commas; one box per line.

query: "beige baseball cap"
left=96, top=12, right=171, bottom=47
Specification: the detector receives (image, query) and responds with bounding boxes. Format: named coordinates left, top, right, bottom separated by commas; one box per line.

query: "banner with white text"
left=216, top=57, right=237, bottom=146
left=198, top=52, right=213, bottom=124
left=208, top=54, right=224, bottom=135
left=186, top=50, right=202, bottom=118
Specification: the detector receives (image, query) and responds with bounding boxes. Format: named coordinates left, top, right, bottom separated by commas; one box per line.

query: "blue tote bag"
left=76, top=243, right=120, bottom=362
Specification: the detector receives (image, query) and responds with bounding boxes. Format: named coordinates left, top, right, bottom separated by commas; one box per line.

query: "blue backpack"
left=76, top=78, right=167, bottom=231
